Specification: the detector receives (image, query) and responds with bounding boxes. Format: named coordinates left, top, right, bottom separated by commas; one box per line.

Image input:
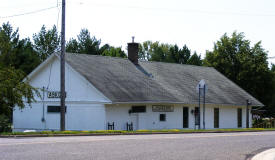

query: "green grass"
left=1, top=128, right=275, bottom=136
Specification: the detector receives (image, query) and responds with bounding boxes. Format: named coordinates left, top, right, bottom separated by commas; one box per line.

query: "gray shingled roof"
left=65, top=53, right=263, bottom=106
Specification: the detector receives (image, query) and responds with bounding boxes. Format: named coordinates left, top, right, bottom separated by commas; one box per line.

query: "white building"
left=13, top=42, right=263, bottom=131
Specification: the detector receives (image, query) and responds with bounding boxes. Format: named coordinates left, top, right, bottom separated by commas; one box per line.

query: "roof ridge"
left=66, top=52, right=212, bottom=69
left=65, top=52, right=128, bottom=60
left=139, top=60, right=213, bottom=69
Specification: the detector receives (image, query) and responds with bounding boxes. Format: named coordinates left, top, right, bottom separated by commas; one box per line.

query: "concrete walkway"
left=252, top=148, right=275, bottom=160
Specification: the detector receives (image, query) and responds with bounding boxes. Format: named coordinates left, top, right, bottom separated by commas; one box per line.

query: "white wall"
left=13, top=103, right=106, bottom=131
left=28, top=56, right=110, bottom=103
left=13, top=55, right=110, bottom=131
left=106, top=104, right=252, bottom=130
left=106, top=104, right=189, bottom=130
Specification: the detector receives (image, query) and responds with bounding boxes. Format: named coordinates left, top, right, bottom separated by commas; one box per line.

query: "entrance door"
left=214, top=108, right=219, bottom=128
left=183, top=107, right=189, bottom=128
left=130, top=113, right=139, bottom=130
left=237, top=108, right=242, bottom=128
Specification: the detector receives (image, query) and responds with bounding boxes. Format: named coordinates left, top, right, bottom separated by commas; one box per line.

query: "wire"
left=73, top=2, right=275, bottom=17
left=56, top=0, right=61, bottom=32
left=0, top=6, right=58, bottom=19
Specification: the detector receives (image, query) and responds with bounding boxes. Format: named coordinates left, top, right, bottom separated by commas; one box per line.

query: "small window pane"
left=47, top=106, right=66, bottom=113
left=131, top=106, right=146, bottom=113
left=160, top=114, right=166, bottom=121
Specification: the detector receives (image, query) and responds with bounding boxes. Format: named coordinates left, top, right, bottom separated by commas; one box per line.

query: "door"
left=214, top=108, right=219, bottom=128
left=130, top=113, right=139, bottom=130
left=183, top=107, right=189, bottom=128
left=237, top=108, right=242, bottom=128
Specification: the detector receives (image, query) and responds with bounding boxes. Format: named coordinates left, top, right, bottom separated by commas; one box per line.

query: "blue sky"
left=1, top=0, right=275, bottom=64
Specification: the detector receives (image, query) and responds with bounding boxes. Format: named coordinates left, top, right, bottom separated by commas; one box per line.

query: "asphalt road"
left=1, top=131, right=275, bottom=160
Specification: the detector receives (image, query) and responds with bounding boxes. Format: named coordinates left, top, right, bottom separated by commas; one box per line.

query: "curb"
left=249, top=148, right=275, bottom=160
left=1, top=130, right=275, bottom=138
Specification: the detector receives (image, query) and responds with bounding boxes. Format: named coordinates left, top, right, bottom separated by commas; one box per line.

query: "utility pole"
left=60, top=0, right=66, bottom=131
left=203, top=84, right=205, bottom=129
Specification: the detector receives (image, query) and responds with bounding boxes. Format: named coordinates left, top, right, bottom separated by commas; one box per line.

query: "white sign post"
left=196, top=79, right=207, bottom=129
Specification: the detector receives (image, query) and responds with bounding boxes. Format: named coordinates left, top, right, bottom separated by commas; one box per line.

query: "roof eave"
left=111, top=101, right=264, bottom=107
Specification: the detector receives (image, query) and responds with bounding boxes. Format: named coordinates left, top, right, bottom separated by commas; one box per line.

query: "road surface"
left=1, top=131, right=275, bottom=160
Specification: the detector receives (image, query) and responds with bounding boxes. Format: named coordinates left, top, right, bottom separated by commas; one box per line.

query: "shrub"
left=0, top=114, right=11, bottom=133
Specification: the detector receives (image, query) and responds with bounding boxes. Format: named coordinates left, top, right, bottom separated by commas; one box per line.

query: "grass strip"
left=1, top=128, right=275, bottom=136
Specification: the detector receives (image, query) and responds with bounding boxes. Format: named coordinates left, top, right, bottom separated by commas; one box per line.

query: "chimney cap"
left=132, top=36, right=135, bottom=43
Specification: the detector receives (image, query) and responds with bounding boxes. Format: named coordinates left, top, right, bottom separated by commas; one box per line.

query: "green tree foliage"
left=0, top=114, right=11, bottom=132
left=102, top=46, right=127, bottom=58
left=0, top=67, right=39, bottom=121
left=204, top=32, right=275, bottom=116
left=271, top=64, right=275, bottom=72
left=0, top=22, right=40, bottom=75
left=187, top=52, right=202, bottom=66
left=66, top=29, right=101, bottom=55
left=33, top=25, right=60, bottom=61
left=270, top=64, right=275, bottom=115
left=138, top=41, right=202, bottom=65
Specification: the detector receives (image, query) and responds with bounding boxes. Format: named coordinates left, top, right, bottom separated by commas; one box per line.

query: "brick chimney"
left=128, top=37, right=139, bottom=65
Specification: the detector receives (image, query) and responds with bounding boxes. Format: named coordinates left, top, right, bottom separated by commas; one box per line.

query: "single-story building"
left=13, top=42, right=263, bottom=131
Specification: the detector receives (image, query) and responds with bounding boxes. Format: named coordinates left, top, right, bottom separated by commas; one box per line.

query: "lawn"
left=1, top=128, right=275, bottom=137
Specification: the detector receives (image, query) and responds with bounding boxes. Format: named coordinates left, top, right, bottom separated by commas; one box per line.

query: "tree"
left=138, top=41, right=202, bottom=65
left=204, top=32, right=275, bottom=116
left=33, top=25, right=60, bottom=61
left=102, top=46, right=127, bottom=58
left=66, top=29, right=101, bottom=55
left=187, top=52, right=202, bottom=66
left=270, top=64, right=275, bottom=115
left=0, top=67, right=39, bottom=122
left=0, top=22, right=40, bottom=75
left=271, top=64, right=275, bottom=72
left=177, top=45, right=191, bottom=64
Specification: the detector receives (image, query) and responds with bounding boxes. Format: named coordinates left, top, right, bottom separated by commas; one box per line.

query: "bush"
left=0, top=114, right=11, bottom=133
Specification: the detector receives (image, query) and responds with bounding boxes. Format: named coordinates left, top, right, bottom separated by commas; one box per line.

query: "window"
left=131, top=106, right=146, bottom=113
left=160, top=114, right=166, bottom=121
left=214, top=108, right=219, bottom=128
left=237, top=108, right=242, bottom=128
left=47, top=106, right=66, bottom=113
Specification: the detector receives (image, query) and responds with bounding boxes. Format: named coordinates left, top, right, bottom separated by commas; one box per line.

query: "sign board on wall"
left=152, top=105, right=174, bottom=112
left=47, top=91, right=67, bottom=98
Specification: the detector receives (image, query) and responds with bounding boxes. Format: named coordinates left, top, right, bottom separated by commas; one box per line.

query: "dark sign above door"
left=152, top=105, right=174, bottom=112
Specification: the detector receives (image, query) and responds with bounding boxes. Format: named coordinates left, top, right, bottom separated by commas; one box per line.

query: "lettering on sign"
left=152, top=105, right=174, bottom=112
left=47, top=91, right=67, bottom=98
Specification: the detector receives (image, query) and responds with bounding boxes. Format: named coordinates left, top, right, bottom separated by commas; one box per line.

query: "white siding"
left=13, top=103, right=106, bottom=131
left=106, top=104, right=196, bottom=130
left=13, top=56, right=110, bottom=131
left=106, top=104, right=252, bottom=130
left=28, top=56, right=110, bottom=102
